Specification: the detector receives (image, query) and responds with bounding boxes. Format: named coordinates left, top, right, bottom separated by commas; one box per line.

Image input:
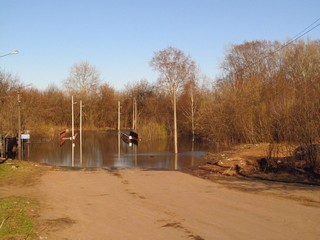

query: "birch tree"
left=150, top=47, right=196, bottom=153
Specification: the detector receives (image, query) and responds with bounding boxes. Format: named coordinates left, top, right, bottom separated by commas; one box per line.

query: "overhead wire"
left=276, top=19, right=320, bottom=53
left=235, top=16, right=320, bottom=75
left=287, top=17, right=320, bottom=40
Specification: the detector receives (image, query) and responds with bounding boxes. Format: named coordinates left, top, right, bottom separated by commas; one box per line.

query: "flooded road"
left=25, top=131, right=211, bottom=170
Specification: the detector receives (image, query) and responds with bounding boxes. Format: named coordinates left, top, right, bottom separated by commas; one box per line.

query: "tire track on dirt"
left=107, top=169, right=206, bottom=240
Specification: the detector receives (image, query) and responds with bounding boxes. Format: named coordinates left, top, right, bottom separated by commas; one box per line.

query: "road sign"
left=21, top=134, right=30, bottom=140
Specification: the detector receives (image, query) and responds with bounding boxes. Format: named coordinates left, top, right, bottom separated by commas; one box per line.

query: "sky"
left=1, top=0, right=319, bottom=90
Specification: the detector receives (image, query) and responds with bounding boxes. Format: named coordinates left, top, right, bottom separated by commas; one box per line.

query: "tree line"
left=1, top=39, right=319, bottom=152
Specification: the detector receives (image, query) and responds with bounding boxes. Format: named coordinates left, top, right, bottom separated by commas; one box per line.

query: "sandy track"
left=32, top=169, right=320, bottom=240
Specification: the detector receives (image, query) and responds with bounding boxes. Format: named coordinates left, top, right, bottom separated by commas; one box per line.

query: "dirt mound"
left=188, top=144, right=320, bottom=185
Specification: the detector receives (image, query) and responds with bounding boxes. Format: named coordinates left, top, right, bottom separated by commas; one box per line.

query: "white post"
left=118, top=101, right=121, bottom=160
left=72, top=95, right=75, bottom=167
left=173, top=86, right=178, bottom=154
left=18, top=93, right=21, bottom=160
left=174, top=153, right=178, bottom=170
left=118, top=101, right=121, bottom=132
left=132, top=97, right=137, bottom=131
left=134, top=98, right=137, bottom=131
left=80, top=100, right=83, bottom=165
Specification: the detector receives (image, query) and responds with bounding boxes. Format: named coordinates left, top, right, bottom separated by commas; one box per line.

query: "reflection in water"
left=27, top=131, right=211, bottom=170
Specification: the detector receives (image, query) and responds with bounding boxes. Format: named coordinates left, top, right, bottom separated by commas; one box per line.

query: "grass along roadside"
left=0, top=160, right=49, bottom=239
left=0, top=196, right=38, bottom=239
left=0, top=160, right=48, bottom=187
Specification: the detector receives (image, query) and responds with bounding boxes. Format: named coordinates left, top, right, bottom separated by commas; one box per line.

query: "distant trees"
left=0, top=71, right=68, bottom=137
left=92, top=83, right=118, bottom=129
left=122, top=79, right=168, bottom=140
left=21, top=86, right=70, bottom=136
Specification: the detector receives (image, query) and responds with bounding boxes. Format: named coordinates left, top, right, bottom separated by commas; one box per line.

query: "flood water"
left=24, top=131, right=214, bottom=170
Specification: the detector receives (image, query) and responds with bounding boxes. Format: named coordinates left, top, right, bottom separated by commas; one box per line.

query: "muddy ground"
left=188, top=144, right=320, bottom=186
left=1, top=144, right=320, bottom=239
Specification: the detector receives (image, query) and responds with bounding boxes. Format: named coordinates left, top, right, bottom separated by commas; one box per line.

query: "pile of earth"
left=186, top=144, right=320, bottom=186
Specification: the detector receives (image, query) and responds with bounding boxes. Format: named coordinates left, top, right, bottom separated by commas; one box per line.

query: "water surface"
left=25, top=131, right=212, bottom=170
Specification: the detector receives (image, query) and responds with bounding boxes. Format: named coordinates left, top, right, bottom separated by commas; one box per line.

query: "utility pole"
left=118, top=101, right=121, bottom=159
left=118, top=101, right=121, bottom=132
left=173, top=85, right=178, bottom=154
left=132, top=98, right=137, bottom=130
left=71, top=96, right=75, bottom=167
left=132, top=99, right=135, bottom=130
left=191, top=88, right=195, bottom=143
left=134, top=98, right=137, bottom=131
left=18, top=93, right=21, bottom=160
left=80, top=100, right=83, bottom=165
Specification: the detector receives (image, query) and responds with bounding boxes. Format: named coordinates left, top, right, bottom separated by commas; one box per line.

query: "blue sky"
left=1, top=0, right=319, bottom=90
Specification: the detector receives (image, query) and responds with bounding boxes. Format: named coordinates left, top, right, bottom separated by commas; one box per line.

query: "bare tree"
left=150, top=47, right=196, bottom=153
left=63, top=61, right=101, bottom=97
left=63, top=61, right=102, bottom=127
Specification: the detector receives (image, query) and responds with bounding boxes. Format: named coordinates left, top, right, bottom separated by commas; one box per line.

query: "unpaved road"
left=7, top=169, right=320, bottom=239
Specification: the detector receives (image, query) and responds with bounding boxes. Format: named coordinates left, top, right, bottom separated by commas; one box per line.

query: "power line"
left=276, top=22, right=320, bottom=53
left=235, top=17, right=320, bottom=75
left=290, top=17, right=320, bottom=41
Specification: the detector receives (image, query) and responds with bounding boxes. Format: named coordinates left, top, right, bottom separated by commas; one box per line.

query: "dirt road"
left=15, top=169, right=317, bottom=240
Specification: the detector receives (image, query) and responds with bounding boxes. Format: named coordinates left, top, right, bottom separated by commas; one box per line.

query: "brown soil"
left=188, top=144, right=320, bottom=185
left=2, top=145, right=320, bottom=239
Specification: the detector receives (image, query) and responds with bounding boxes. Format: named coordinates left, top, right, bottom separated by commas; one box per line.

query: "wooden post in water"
left=173, top=86, right=178, bottom=154
left=134, top=98, right=137, bottom=131
left=71, top=96, right=76, bottom=167
left=80, top=100, right=83, bottom=166
left=18, top=93, right=21, bottom=161
left=118, top=101, right=121, bottom=159
left=132, top=98, right=135, bottom=130
left=118, top=101, right=121, bottom=132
